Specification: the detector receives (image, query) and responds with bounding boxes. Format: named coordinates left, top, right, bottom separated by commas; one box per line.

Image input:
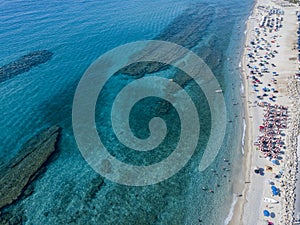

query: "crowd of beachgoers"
left=246, top=8, right=288, bottom=224
left=255, top=104, right=288, bottom=160
left=240, top=2, right=300, bottom=224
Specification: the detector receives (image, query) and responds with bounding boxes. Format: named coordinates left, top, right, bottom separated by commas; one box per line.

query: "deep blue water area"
left=0, top=0, right=253, bottom=224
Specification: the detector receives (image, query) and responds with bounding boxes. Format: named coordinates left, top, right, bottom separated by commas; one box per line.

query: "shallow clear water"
left=0, top=0, right=253, bottom=224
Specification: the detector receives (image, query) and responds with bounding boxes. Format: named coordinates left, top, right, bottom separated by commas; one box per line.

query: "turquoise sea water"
left=0, top=0, right=253, bottom=224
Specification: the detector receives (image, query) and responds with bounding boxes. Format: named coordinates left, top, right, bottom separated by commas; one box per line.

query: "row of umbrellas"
left=263, top=209, right=276, bottom=218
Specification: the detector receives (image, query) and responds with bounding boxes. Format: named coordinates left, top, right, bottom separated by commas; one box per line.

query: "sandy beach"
left=229, top=0, right=300, bottom=224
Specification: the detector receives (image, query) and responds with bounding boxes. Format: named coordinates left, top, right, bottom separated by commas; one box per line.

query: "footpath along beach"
left=229, top=0, right=300, bottom=224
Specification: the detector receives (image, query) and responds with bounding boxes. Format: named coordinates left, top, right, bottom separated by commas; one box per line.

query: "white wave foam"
left=241, top=119, right=246, bottom=155
left=240, top=82, right=244, bottom=94
left=224, top=195, right=238, bottom=225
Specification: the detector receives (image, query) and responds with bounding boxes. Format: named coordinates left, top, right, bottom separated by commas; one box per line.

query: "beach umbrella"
left=271, top=186, right=277, bottom=191
left=272, top=189, right=279, bottom=196
left=263, top=210, right=270, bottom=217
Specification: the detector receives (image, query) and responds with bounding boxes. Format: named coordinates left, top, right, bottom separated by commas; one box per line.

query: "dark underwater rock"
left=0, top=125, right=60, bottom=210
left=118, top=5, right=213, bottom=77
left=119, top=61, right=169, bottom=78
left=0, top=50, right=53, bottom=83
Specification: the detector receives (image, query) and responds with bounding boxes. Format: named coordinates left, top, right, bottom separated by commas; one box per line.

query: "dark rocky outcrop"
left=118, top=5, right=213, bottom=77
left=0, top=125, right=60, bottom=210
left=0, top=50, right=53, bottom=83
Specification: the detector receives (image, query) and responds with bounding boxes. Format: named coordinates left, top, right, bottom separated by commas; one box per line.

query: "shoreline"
left=229, top=2, right=257, bottom=223
left=230, top=0, right=300, bottom=224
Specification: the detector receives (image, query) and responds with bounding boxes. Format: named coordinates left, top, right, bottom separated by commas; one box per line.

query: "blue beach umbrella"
left=271, top=186, right=279, bottom=195
left=263, top=210, right=270, bottom=217
left=271, top=186, right=277, bottom=191
left=271, top=185, right=277, bottom=190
